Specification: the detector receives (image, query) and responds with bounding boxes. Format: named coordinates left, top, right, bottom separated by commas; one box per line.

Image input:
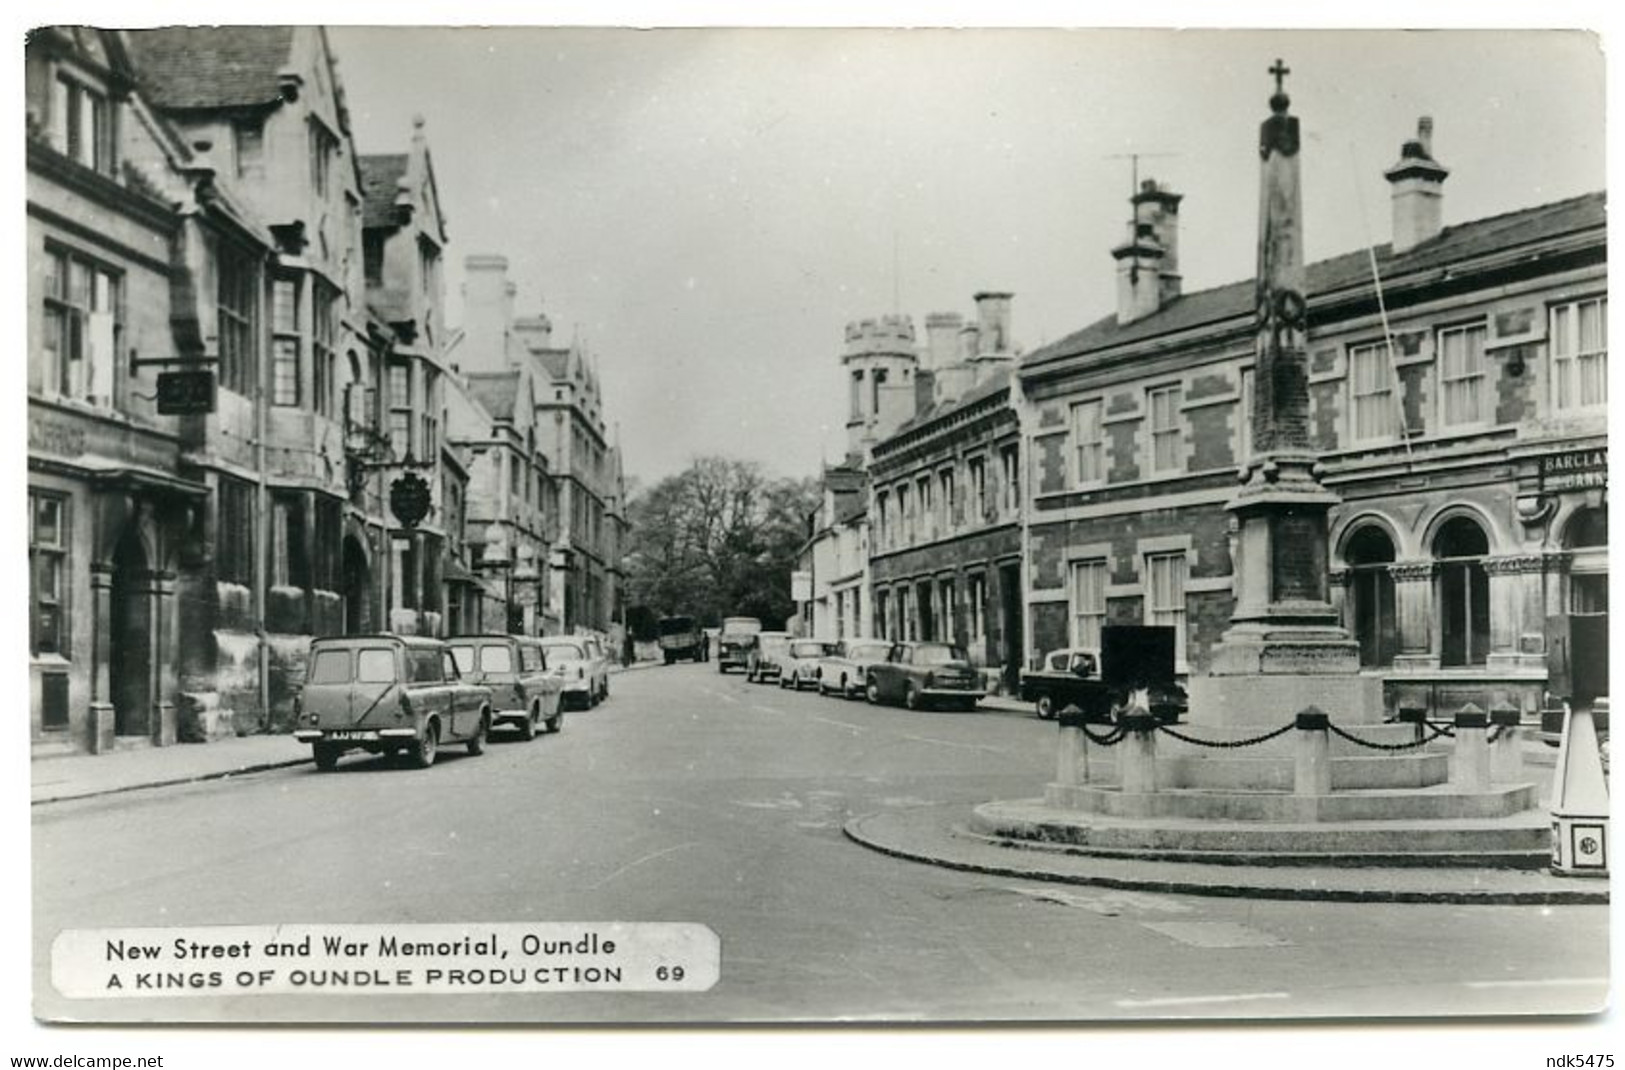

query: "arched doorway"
left=109, top=528, right=152, bottom=737
left=1346, top=525, right=1397, bottom=668
left=1566, top=507, right=1608, bottom=708
left=341, top=535, right=371, bottom=635
left=1434, top=516, right=1490, bottom=667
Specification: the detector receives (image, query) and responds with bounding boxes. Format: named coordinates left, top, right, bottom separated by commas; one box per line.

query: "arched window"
left=1565, top=507, right=1608, bottom=707
left=1346, top=525, right=1397, bottom=668
left=1434, top=516, right=1490, bottom=667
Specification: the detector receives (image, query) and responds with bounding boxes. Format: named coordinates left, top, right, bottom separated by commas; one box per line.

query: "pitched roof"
left=465, top=371, right=522, bottom=421
left=359, top=154, right=409, bottom=229
left=1024, top=191, right=1606, bottom=372
left=533, top=348, right=573, bottom=382
left=889, top=365, right=1012, bottom=439
left=124, top=27, right=297, bottom=111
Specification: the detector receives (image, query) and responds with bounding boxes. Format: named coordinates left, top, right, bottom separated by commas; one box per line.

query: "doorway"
left=999, top=561, right=1023, bottom=692
left=109, top=528, right=151, bottom=738
left=341, top=535, right=371, bottom=635
left=1567, top=507, right=1608, bottom=708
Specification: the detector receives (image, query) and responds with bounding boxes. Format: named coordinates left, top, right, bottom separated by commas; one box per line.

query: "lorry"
left=657, top=614, right=706, bottom=664
left=1020, top=625, right=1187, bottom=722
left=716, top=616, right=764, bottom=673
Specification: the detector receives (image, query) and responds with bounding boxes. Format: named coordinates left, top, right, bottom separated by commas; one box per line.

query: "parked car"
left=658, top=615, right=706, bottom=664
left=779, top=638, right=834, bottom=690
left=747, top=631, right=791, bottom=683
left=1022, top=627, right=1188, bottom=722
left=580, top=635, right=612, bottom=703
left=293, top=635, right=493, bottom=770
left=864, top=641, right=983, bottom=711
left=817, top=639, right=895, bottom=699
left=716, top=616, right=763, bottom=673
left=447, top=634, right=565, bottom=739
left=540, top=636, right=609, bottom=708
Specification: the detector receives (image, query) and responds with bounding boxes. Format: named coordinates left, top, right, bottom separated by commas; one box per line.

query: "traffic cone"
left=1549, top=701, right=1610, bottom=877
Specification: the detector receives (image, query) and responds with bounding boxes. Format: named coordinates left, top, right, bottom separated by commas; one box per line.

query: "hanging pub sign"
left=1539, top=447, right=1607, bottom=492
left=155, top=370, right=217, bottom=415
left=389, top=472, right=432, bottom=528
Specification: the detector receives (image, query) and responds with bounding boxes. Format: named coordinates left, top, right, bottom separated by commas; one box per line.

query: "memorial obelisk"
left=1190, top=61, right=1381, bottom=725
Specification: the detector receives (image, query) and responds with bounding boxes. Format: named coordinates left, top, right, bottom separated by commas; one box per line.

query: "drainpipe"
left=255, top=271, right=271, bottom=728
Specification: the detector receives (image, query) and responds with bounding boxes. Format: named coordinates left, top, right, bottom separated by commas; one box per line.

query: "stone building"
left=868, top=294, right=1025, bottom=691
left=1020, top=118, right=1606, bottom=716
left=455, top=254, right=627, bottom=634
left=797, top=462, right=870, bottom=641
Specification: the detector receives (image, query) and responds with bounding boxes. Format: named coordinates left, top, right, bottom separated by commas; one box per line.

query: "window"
left=271, top=276, right=301, bottom=407
left=217, top=476, right=256, bottom=586
left=1148, top=384, right=1184, bottom=474
left=309, top=119, right=338, bottom=197
left=1348, top=343, right=1396, bottom=443
left=966, top=573, right=987, bottom=657
left=234, top=118, right=264, bottom=179
left=872, top=368, right=888, bottom=415
left=875, top=491, right=889, bottom=549
left=313, top=280, right=339, bottom=418
left=968, top=456, right=988, bottom=521
left=1434, top=517, right=1490, bottom=667
left=939, top=470, right=955, bottom=530
left=1551, top=297, right=1607, bottom=411
left=1067, top=400, right=1104, bottom=485
left=1000, top=445, right=1019, bottom=515
left=479, top=645, right=514, bottom=673
left=420, top=368, right=439, bottom=461
left=1438, top=323, right=1487, bottom=428
left=216, top=240, right=259, bottom=396
left=356, top=648, right=397, bottom=683
left=51, top=75, right=113, bottom=174
left=1145, top=551, right=1188, bottom=666
left=916, top=476, right=933, bottom=539
left=896, top=483, right=911, bottom=544
left=1070, top=559, right=1107, bottom=650
left=388, top=361, right=412, bottom=458
left=1345, top=526, right=1397, bottom=668
left=270, top=494, right=310, bottom=589
left=1237, top=368, right=1254, bottom=463
left=874, top=589, right=890, bottom=640
left=29, top=492, right=68, bottom=657
left=313, top=498, right=342, bottom=590
left=41, top=247, right=120, bottom=406
left=309, top=649, right=352, bottom=684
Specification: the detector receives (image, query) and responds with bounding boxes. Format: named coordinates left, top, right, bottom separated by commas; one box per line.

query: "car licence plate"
left=326, top=730, right=377, bottom=741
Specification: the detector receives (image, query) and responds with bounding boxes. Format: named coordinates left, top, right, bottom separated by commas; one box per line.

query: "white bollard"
left=1489, top=706, right=1525, bottom=784
left=1118, top=711, right=1158, bottom=795
left=1056, top=725, right=1085, bottom=787
left=1293, top=708, right=1332, bottom=796
left=1450, top=704, right=1491, bottom=792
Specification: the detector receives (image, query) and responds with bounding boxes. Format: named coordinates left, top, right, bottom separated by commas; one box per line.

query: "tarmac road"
left=31, top=661, right=1609, bottom=1024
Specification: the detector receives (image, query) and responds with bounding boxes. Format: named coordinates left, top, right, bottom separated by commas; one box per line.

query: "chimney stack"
left=973, top=292, right=1013, bottom=357
left=1111, top=179, right=1181, bottom=325
left=923, top=312, right=963, bottom=372
left=461, top=254, right=517, bottom=373
left=1385, top=117, right=1450, bottom=254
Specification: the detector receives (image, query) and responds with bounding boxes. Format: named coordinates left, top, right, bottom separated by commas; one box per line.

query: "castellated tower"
left=843, top=314, right=920, bottom=458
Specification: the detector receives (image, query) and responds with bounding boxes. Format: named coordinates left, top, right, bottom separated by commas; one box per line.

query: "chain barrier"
left=1326, top=720, right=1452, bottom=751
left=1079, top=723, right=1128, bottom=746
left=1488, top=723, right=1511, bottom=744
left=1152, top=720, right=1297, bottom=749
left=1423, top=720, right=1458, bottom=738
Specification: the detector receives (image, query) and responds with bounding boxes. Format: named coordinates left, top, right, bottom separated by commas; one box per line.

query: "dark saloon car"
left=716, top=616, right=763, bottom=673
left=864, top=642, right=983, bottom=711
left=293, top=635, right=494, bottom=770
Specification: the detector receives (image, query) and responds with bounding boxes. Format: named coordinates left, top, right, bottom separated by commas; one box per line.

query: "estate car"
left=293, top=635, right=494, bottom=770
left=447, top=634, right=565, bottom=739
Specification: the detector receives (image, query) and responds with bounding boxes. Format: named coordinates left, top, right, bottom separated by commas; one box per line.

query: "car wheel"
left=866, top=676, right=881, bottom=704
left=313, top=743, right=341, bottom=772
left=904, top=684, right=921, bottom=711
left=408, top=720, right=439, bottom=769
left=466, top=713, right=489, bottom=756
left=518, top=706, right=537, bottom=741
left=547, top=705, right=564, bottom=733
left=1036, top=695, right=1055, bottom=720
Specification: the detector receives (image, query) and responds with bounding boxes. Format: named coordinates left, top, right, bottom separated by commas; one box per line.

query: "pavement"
left=29, top=658, right=660, bottom=806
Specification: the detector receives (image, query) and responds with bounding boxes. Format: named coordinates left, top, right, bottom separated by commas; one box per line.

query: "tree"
left=625, top=457, right=819, bottom=629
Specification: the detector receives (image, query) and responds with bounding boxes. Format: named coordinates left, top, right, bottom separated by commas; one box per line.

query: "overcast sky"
left=328, top=26, right=1605, bottom=485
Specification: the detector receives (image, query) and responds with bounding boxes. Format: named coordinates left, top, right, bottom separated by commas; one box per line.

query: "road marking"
left=1005, top=885, right=1192, bottom=916
left=898, top=733, right=1006, bottom=755
left=1115, top=992, right=1290, bottom=1009
left=751, top=705, right=784, bottom=715
left=806, top=714, right=868, bottom=734
left=588, top=841, right=700, bottom=889
left=1463, top=978, right=1609, bottom=989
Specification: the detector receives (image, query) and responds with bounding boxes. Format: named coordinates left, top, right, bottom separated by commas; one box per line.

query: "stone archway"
left=341, top=534, right=372, bottom=635
left=109, top=527, right=152, bottom=738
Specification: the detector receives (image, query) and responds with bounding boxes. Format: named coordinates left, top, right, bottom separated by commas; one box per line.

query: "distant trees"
left=625, top=457, right=820, bottom=630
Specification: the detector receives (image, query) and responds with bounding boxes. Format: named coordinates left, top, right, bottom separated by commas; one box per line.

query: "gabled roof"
left=534, top=347, right=574, bottom=383
left=1024, top=191, right=1606, bottom=372
left=124, top=27, right=297, bottom=111
left=359, top=154, right=409, bottom=229
left=465, top=370, right=523, bottom=421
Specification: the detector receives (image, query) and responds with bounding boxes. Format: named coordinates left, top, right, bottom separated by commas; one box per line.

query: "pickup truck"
left=1021, top=626, right=1187, bottom=722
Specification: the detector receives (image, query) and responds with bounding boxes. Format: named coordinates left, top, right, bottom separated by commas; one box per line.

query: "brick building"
left=1020, top=118, right=1606, bottom=716
left=868, top=294, right=1025, bottom=690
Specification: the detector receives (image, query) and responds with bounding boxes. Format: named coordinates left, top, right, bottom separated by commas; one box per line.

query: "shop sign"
left=156, top=370, right=217, bottom=415
left=1539, top=448, right=1607, bottom=492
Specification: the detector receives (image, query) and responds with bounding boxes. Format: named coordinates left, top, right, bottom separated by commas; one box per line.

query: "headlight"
left=925, top=673, right=936, bottom=689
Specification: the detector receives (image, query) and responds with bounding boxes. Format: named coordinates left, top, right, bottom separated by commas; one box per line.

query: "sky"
left=327, top=27, right=1606, bottom=486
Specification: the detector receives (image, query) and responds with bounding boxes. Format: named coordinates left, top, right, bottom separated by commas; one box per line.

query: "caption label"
left=52, top=923, right=719, bottom=998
